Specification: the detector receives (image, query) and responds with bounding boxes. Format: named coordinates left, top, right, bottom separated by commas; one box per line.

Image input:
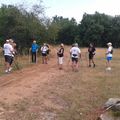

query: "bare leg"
left=92, top=59, right=95, bottom=67
left=76, top=62, right=79, bottom=71
left=5, top=62, right=10, bottom=73
left=45, top=56, right=48, bottom=64
left=59, top=64, right=63, bottom=70
left=42, top=57, right=44, bottom=64
left=71, top=62, right=74, bottom=71
left=89, top=59, right=91, bottom=67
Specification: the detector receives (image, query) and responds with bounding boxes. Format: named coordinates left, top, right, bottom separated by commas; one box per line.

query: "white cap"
left=107, top=42, right=112, bottom=46
left=74, top=43, right=78, bottom=47
left=60, top=43, right=64, bottom=47
left=33, top=40, right=36, bottom=43
left=6, top=39, right=9, bottom=42
left=9, top=39, right=14, bottom=43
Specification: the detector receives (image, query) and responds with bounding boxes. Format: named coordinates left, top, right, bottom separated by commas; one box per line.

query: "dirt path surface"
left=0, top=54, right=65, bottom=104
left=0, top=48, right=120, bottom=120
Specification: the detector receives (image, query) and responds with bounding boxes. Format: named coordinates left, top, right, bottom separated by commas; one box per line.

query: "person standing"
left=106, top=42, right=113, bottom=70
left=9, top=39, right=17, bottom=71
left=41, top=43, right=48, bottom=64
left=88, top=43, right=96, bottom=67
left=46, top=44, right=50, bottom=60
left=57, top=43, right=64, bottom=70
left=3, top=39, right=14, bottom=73
left=30, top=40, right=39, bottom=63
left=70, top=43, right=81, bottom=72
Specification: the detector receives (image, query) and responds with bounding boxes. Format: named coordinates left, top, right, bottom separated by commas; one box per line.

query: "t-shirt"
left=70, top=47, right=81, bottom=58
left=3, top=43, right=13, bottom=56
left=41, top=46, right=48, bottom=54
left=31, top=43, right=39, bottom=52
left=107, top=46, right=113, bottom=57
left=88, top=47, right=96, bottom=55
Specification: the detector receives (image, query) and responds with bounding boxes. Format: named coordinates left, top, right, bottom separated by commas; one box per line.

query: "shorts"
left=72, top=57, right=78, bottom=63
left=107, top=56, right=112, bottom=61
left=4, top=55, right=12, bottom=64
left=89, top=54, right=94, bottom=60
left=58, top=57, right=63, bottom=64
left=42, top=53, right=47, bottom=56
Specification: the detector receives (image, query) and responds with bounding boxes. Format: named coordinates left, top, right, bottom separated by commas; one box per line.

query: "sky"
left=0, top=0, right=120, bottom=22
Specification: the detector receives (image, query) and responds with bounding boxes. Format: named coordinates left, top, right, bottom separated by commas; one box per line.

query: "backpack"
left=110, top=49, right=113, bottom=54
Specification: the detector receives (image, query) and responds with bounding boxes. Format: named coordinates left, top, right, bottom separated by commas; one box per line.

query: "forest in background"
left=0, top=1, right=120, bottom=52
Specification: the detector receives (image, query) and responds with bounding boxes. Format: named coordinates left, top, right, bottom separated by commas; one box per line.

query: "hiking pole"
left=13, top=57, right=20, bottom=70
left=97, top=105, right=115, bottom=120
left=29, top=48, right=31, bottom=63
left=36, top=50, right=37, bottom=64
left=67, top=57, right=71, bottom=66
left=97, top=101, right=120, bottom=120
left=85, top=52, right=89, bottom=67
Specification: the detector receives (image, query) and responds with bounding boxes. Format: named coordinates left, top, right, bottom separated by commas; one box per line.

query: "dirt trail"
left=0, top=47, right=69, bottom=104
left=0, top=48, right=104, bottom=120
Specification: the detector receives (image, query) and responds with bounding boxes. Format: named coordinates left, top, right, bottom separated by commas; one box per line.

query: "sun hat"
left=33, top=40, right=36, bottom=43
left=60, top=43, right=64, bottom=47
left=9, top=39, right=14, bottom=43
left=74, top=43, right=78, bottom=47
left=107, top=42, right=112, bottom=46
left=6, top=39, right=9, bottom=42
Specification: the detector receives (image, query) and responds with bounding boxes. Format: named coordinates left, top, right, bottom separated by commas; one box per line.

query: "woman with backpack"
left=88, top=43, right=96, bottom=68
left=57, top=43, right=64, bottom=70
left=41, top=43, right=49, bottom=64
left=106, top=42, right=113, bottom=70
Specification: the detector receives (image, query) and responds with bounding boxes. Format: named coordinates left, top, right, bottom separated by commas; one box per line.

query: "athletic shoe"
left=108, top=67, right=111, bottom=70
left=89, top=65, right=91, bottom=67
left=8, top=67, right=13, bottom=72
left=5, top=70, right=9, bottom=73
left=106, top=67, right=111, bottom=71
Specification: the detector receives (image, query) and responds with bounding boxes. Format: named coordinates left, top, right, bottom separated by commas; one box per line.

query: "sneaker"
left=89, top=65, right=91, bottom=67
left=8, top=67, right=12, bottom=72
left=108, top=67, right=111, bottom=70
left=106, top=67, right=111, bottom=71
left=5, top=70, right=9, bottom=73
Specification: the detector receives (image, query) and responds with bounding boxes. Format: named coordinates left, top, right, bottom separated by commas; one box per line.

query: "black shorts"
left=42, top=53, right=47, bottom=56
left=72, top=57, right=78, bottom=63
left=4, top=55, right=12, bottom=64
left=89, top=54, right=94, bottom=60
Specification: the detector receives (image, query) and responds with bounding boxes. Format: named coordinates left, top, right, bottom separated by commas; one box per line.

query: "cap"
left=6, top=39, right=9, bottom=42
left=9, top=39, right=14, bottom=43
left=33, top=40, right=36, bottom=43
left=107, top=42, right=112, bottom=46
left=60, top=43, right=64, bottom=47
left=74, top=43, right=78, bottom=47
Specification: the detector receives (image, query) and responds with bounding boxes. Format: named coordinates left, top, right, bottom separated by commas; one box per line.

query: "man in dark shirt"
left=88, top=43, right=96, bottom=67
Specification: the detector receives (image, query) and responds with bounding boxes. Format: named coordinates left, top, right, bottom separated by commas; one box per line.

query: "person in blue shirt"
left=30, top=40, right=39, bottom=63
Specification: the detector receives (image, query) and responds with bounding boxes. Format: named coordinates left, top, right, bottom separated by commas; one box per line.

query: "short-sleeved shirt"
left=31, top=43, right=39, bottom=52
left=88, top=47, right=96, bottom=55
left=107, top=46, right=113, bottom=57
left=3, top=43, right=13, bottom=56
left=70, top=47, right=81, bottom=58
left=41, top=46, right=48, bottom=54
